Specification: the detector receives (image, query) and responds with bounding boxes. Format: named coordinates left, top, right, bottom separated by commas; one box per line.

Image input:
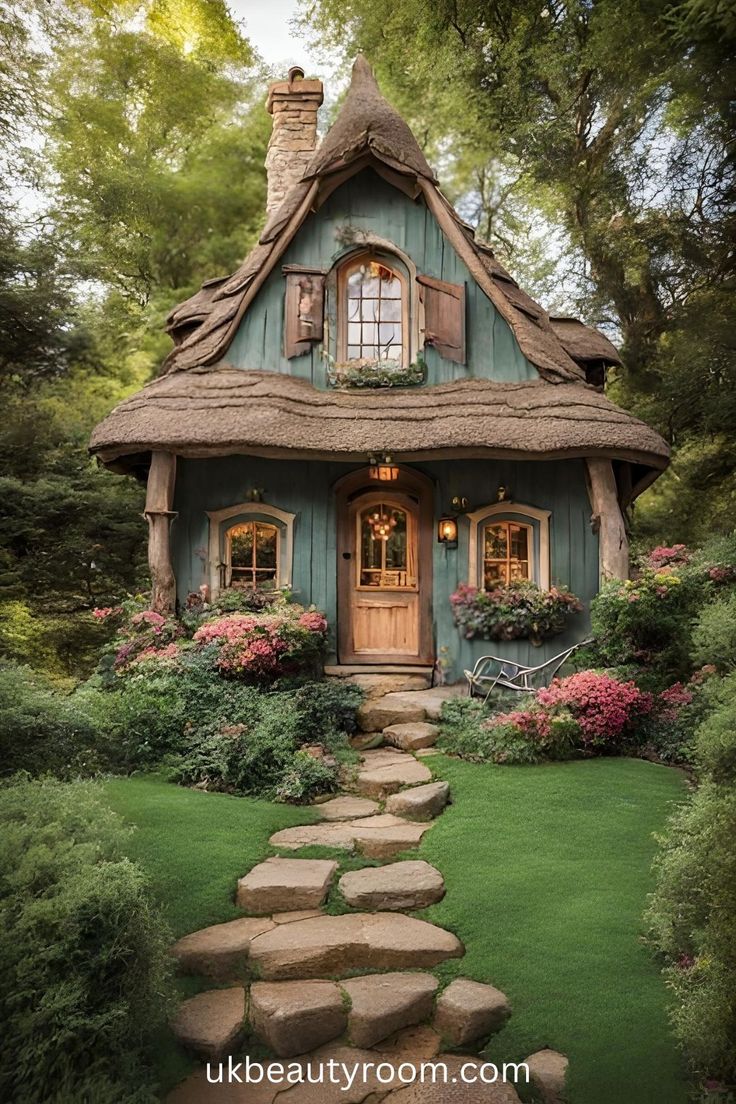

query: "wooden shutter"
left=284, top=269, right=325, bottom=358
left=417, top=274, right=466, bottom=364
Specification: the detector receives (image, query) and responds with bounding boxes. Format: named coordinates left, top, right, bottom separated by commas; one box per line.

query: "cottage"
left=90, top=57, right=669, bottom=680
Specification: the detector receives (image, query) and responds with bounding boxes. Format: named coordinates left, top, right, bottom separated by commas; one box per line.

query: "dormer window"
left=339, top=255, right=408, bottom=365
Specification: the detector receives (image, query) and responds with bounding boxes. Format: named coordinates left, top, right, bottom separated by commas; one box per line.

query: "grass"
left=103, top=760, right=689, bottom=1103
left=416, top=753, right=689, bottom=1104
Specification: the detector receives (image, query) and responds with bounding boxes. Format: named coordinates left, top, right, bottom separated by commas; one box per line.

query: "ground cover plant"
left=0, top=775, right=173, bottom=1104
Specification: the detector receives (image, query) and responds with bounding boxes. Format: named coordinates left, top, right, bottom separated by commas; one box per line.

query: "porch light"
left=368, top=452, right=400, bottom=481
left=437, top=516, right=458, bottom=546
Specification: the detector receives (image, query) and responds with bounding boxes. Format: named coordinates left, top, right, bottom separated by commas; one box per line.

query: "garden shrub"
left=691, top=591, right=736, bottom=673
left=0, top=776, right=172, bottom=1103
left=0, top=663, right=106, bottom=777
left=646, top=688, right=736, bottom=1087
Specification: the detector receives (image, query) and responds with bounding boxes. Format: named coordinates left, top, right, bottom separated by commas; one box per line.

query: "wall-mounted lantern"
left=437, top=515, right=459, bottom=546
left=368, top=452, right=400, bottom=481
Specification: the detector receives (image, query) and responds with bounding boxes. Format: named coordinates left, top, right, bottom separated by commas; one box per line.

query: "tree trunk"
left=585, top=458, right=629, bottom=582
left=144, top=451, right=177, bottom=613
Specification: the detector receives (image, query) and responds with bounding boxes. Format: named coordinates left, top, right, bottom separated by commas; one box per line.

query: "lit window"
left=226, top=521, right=278, bottom=590
left=483, top=522, right=531, bottom=587
left=342, top=257, right=405, bottom=362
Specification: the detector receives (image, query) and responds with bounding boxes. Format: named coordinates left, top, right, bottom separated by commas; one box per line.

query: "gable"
left=221, top=170, right=539, bottom=388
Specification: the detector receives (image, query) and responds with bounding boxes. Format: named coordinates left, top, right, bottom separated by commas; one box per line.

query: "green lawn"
left=417, top=755, right=689, bottom=1104
left=104, top=761, right=688, bottom=1104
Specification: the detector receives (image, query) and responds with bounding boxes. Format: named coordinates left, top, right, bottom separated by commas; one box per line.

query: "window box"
left=450, top=580, right=583, bottom=645
left=327, top=356, right=426, bottom=389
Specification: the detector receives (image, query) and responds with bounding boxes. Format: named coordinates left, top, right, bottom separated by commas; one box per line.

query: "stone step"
left=325, top=669, right=433, bottom=698
left=248, top=912, right=464, bottom=980
left=342, top=972, right=439, bottom=1048
left=379, top=684, right=465, bottom=722
left=269, top=813, right=433, bottom=859
left=249, top=979, right=347, bottom=1057
left=315, top=795, right=380, bottom=820
left=383, top=721, right=440, bottom=751
left=171, top=917, right=274, bottom=981
left=433, top=979, right=511, bottom=1047
left=382, top=1055, right=522, bottom=1102
left=357, top=697, right=427, bottom=733
left=236, top=857, right=337, bottom=914
left=349, top=730, right=385, bottom=750
left=355, top=748, right=432, bottom=797
left=385, top=780, right=450, bottom=822
left=339, top=860, right=445, bottom=911
left=524, top=1049, right=569, bottom=1104
left=170, top=987, right=245, bottom=1061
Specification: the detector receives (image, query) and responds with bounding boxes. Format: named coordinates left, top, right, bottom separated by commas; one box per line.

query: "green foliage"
left=646, top=674, right=736, bottom=1085
left=0, top=774, right=173, bottom=1103
left=0, top=663, right=105, bottom=777
left=451, top=581, right=582, bottom=644
left=691, top=591, right=736, bottom=673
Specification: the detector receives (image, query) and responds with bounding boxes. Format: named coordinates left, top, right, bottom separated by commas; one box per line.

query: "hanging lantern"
left=437, top=516, right=458, bottom=545
left=369, top=452, right=400, bottom=482
left=369, top=509, right=398, bottom=541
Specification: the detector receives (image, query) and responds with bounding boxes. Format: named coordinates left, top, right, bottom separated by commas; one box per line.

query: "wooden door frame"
left=335, top=466, right=434, bottom=665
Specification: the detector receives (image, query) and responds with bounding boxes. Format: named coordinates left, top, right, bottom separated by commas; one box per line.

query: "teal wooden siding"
left=172, top=456, right=597, bottom=682
left=223, top=170, right=537, bottom=387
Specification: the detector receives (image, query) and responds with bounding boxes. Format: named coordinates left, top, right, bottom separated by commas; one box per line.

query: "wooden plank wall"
left=224, top=170, right=537, bottom=386
left=172, top=455, right=598, bottom=681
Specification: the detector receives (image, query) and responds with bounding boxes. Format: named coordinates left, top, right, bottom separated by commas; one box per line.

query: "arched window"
left=339, top=255, right=407, bottom=365
left=206, top=502, right=296, bottom=598
left=226, top=521, right=278, bottom=590
left=467, top=503, right=551, bottom=590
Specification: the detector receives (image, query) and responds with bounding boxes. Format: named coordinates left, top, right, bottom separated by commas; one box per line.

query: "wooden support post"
left=144, top=451, right=177, bottom=613
left=585, top=458, right=629, bottom=582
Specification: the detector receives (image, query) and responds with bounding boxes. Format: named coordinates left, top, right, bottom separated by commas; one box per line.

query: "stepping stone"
left=270, top=822, right=358, bottom=851
left=316, top=795, right=379, bottom=820
left=170, top=987, right=245, bottom=1061
left=358, top=698, right=427, bottom=732
left=236, top=857, right=337, bottom=914
left=379, top=1023, right=442, bottom=1061
left=386, top=780, right=450, bottom=822
left=248, top=912, right=464, bottom=980
left=383, top=721, right=440, bottom=751
left=270, top=814, right=431, bottom=858
left=326, top=671, right=431, bottom=697
left=249, top=979, right=347, bottom=1057
left=383, top=1054, right=522, bottom=1102
left=524, top=1050, right=569, bottom=1103
left=355, top=749, right=432, bottom=797
left=381, top=685, right=465, bottom=721
left=434, top=979, right=511, bottom=1047
left=339, top=860, right=445, bottom=911
left=171, top=917, right=274, bottom=981
left=341, top=972, right=439, bottom=1047
left=350, top=814, right=433, bottom=859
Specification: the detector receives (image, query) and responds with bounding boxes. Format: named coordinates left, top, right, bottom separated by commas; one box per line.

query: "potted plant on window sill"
left=450, top=580, right=583, bottom=645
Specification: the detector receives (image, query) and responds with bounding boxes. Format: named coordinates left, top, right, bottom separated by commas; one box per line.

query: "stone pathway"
left=166, top=681, right=568, bottom=1103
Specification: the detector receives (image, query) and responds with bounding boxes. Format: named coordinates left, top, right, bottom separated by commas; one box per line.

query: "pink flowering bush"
left=192, top=605, right=327, bottom=681
left=644, top=544, right=691, bottom=570
left=537, top=670, right=652, bottom=748
left=451, top=581, right=582, bottom=644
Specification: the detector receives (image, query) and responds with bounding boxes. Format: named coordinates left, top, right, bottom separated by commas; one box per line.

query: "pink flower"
left=645, top=544, right=691, bottom=569
left=298, top=610, right=328, bottom=634
left=538, top=671, right=651, bottom=744
left=92, top=606, right=122, bottom=620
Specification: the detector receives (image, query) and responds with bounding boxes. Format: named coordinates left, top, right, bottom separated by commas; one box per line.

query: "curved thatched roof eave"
left=89, top=369, right=670, bottom=494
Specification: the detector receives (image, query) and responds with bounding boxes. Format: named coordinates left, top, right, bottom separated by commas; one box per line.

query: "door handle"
left=342, top=552, right=352, bottom=560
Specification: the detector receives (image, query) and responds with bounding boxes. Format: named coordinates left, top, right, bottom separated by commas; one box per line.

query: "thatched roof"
left=90, top=369, right=670, bottom=473
left=91, top=57, right=668, bottom=496
left=549, top=316, right=622, bottom=366
left=161, top=56, right=588, bottom=384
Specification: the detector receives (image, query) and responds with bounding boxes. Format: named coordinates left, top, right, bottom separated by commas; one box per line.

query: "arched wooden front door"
left=336, top=471, right=434, bottom=665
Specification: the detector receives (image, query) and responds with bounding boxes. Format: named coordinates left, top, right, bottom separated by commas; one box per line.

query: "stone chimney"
left=265, top=66, right=323, bottom=213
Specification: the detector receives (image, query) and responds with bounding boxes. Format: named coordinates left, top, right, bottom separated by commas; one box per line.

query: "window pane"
left=381, top=275, right=402, bottom=298
left=360, top=503, right=410, bottom=587
left=509, top=524, right=528, bottom=560
left=484, top=562, right=508, bottom=587
left=344, top=259, right=403, bottom=363
left=255, top=525, right=277, bottom=569
left=484, top=525, right=508, bottom=559
left=230, top=523, right=253, bottom=568
left=382, top=298, right=401, bottom=322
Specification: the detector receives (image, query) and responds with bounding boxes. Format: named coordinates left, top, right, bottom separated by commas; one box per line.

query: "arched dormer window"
left=467, top=502, right=551, bottom=590
left=338, top=254, right=408, bottom=366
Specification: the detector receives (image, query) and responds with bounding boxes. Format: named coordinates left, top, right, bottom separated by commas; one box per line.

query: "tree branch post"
left=585, top=457, right=629, bottom=582
left=144, top=450, right=177, bottom=613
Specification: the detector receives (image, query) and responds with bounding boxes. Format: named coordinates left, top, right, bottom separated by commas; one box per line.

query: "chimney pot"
left=265, top=67, right=323, bottom=214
